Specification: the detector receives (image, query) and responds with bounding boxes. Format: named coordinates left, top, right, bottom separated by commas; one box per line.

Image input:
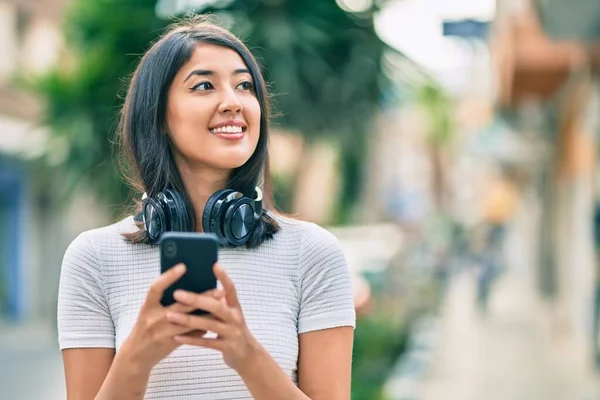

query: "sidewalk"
left=418, top=270, right=600, bottom=400
left=0, top=321, right=65, bottom=400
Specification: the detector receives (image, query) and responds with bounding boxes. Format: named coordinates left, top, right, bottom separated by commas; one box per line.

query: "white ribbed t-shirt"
left=57, top=215, right=356, bottom=399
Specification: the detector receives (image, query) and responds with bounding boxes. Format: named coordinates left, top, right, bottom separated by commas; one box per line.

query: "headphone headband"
left=253, top=187, right=263, bottom=215
left=141, top=187, right=262, bottom=206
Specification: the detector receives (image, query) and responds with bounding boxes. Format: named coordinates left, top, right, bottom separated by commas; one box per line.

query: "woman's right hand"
left=118, top=264, right=202, bottom=371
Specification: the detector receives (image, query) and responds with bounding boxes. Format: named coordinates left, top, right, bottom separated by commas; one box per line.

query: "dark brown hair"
left=119, top=17, right=279, bottom=247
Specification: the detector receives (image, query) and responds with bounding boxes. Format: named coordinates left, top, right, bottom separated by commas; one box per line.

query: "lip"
left=213, top=131, right=245, bottom=141
left=209, top=120, right=247, bottom=130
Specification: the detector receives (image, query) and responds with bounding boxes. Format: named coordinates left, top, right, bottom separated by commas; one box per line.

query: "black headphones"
left=141, top=187, right=263, bottom=247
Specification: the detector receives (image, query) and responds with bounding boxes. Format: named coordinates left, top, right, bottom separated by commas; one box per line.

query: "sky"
left=374, top=0, right=496, bottom=92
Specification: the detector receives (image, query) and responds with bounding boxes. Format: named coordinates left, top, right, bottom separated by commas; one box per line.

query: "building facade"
left=0, top=0, right=108, bottom=326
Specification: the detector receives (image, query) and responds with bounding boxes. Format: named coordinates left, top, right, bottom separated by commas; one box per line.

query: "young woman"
left=57, top=17, right=355, bottom=400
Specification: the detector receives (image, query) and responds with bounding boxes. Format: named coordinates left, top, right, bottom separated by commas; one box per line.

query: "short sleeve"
left=57, top=232, right=115, bottom=349
left=297, top=223, right=356, bottom=334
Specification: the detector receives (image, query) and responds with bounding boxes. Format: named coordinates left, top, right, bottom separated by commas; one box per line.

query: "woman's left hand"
left=166, top=264, right=260, bottom=374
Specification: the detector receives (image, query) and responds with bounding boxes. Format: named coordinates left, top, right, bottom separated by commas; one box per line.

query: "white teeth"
left=210, top=126, right=243, bottom=134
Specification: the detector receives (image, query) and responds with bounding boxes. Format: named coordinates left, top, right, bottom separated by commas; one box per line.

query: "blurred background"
left=3, top=0, right=600, bottom=399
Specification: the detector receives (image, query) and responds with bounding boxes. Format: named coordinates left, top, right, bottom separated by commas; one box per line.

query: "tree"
left=32, top=0, right=391, bottom=221
left=31, top=1, right=171, bottom=213
left=416, top=81, right=454, bottom=211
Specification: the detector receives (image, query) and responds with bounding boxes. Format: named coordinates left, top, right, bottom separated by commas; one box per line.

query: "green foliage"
left=270, top=171, right=295, bottom=213
left=334, top=138, right=365, bottom=223
left=416, top=81, right=454, bottom=146
left=29, top=0, right=170, bottom=209
left=31, top=0, right=391, bottom=217
left=352, top=312, right=408, bottom=400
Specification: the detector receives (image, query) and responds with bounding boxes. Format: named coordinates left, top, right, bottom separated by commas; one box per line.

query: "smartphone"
left=159, top=232, right=218, bottom=315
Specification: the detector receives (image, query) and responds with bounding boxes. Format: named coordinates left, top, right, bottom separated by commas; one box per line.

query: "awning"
left=536, top=0, right=600, bottom=41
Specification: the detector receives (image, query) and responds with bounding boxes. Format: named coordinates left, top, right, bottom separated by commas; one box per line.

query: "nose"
left=218, top=88, right=243, bottom=114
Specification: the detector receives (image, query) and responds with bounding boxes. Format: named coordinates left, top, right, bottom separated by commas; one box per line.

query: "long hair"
left=119, top=17, right=279, bottom=247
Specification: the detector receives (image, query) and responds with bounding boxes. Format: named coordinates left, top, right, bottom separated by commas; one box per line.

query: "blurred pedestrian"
left=475, top=169, right=518, bottom=314
left=57, top=17, right=355, bottom=399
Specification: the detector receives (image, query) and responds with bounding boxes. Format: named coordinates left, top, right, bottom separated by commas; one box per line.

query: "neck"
left=175, top=159, right=230, bottom=233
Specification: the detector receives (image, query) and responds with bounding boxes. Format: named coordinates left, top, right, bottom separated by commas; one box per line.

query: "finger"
left=145, top=264, right=186, bottom=304
left=167, top=289, right=220, bottom=315
left=170, top=288, right=220, bottom=309
left=202, top=288, right=221, bottom=297
left=173, top=291, right=231, bottom=322
left=213, top=264, right=239, bottom=308
left=161, top=323, right=206, bottom=339
left=166, top=302, right=195, bottom=314
left=174, top=334, right=224, bottom=351
left=166, top=313, right=230, bottom=337
left=162, top=323, right=198, bottom=338
left=184, top=330, right=209, bottom=339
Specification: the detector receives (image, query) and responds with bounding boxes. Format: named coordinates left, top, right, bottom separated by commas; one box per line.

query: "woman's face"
left=166, top=43, right=261, bottom=174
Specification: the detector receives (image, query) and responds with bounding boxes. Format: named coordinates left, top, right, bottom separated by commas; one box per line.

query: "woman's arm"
left=62, top=348, right=114, bottom=400
left=297, top=327, right=354, bottom=399
left=60, top=260, right=198, bottom=400
left=63, top=346, right=153, bottom=400
left=294, top=224, right=356, bottom=398
left=235, top=339, right=311, bottom=400
left=234, top=327, right=353, bottom=400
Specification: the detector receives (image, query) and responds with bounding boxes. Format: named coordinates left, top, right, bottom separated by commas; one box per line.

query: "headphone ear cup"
left=142, top=196, right=167, bottom=244
left=248, top=212, right=264, bottom=244
left=223, top=197, right=257, bottom=246
left=165, top=190, right=193, bottom=232
left=202, top=189, right=234, bottom=236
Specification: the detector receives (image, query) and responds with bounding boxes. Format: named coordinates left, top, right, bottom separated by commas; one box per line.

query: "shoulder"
left=271, top=213, right=337, bottom=241
left=271, top=213, right=341, bottom=250
left=285, top=217, right=356, bottom=333
left=270, top=214, right=345, bottom=270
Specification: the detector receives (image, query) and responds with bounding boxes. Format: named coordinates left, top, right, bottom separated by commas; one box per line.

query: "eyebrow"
left=183, top=68, right=252, bottom=83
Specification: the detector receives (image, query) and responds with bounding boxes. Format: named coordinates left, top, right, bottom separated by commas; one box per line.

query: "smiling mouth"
left=209, top=126, right=246, bottom=134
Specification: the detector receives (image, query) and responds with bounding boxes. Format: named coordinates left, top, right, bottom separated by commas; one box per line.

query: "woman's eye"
left=191, top=82, right=214, bottom=91
left=237, top=81, right=254, bottom=91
